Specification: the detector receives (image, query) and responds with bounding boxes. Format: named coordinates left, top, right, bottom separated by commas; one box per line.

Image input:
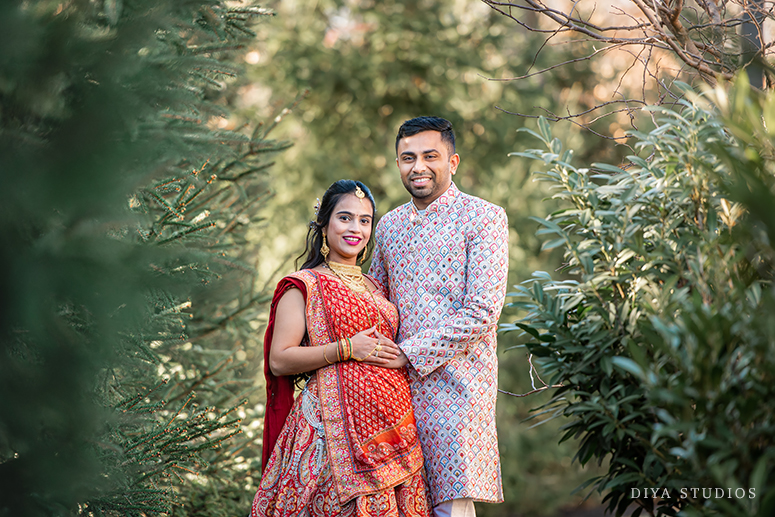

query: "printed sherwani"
left=369, top=182, right=509, bottom=505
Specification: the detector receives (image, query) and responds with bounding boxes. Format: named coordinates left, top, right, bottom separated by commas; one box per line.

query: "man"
left=369, top=116, right=509, bottom=517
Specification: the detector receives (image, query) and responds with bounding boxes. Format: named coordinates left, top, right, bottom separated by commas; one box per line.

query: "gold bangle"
left=347, top=337, right=353, bottom=361
left=323, top=342, right=334, bottom=365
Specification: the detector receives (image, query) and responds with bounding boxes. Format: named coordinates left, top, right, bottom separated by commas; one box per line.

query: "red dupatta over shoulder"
left=260, top=276, right=305, bottom=470
left=260, top=269, right=423, bottom=504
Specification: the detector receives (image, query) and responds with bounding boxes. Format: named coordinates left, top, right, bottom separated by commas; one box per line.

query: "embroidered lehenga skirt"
left=253, top=379, right=429, bottom=516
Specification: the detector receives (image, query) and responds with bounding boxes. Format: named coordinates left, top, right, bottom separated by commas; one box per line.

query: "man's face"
left=396, top=130, right=460, bottom=210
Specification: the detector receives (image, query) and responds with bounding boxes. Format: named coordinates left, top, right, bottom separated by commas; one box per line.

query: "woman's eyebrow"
left=336, top=210, right=372, bottom=218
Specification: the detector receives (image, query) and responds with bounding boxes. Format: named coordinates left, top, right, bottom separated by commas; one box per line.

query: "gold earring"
left=320, top=234, right=330, bottom=261
left=359, top=251, right=366, bottom=265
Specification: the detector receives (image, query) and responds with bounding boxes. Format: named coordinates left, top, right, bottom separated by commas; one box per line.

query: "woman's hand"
left=349, top=327, right=402, bottom=366
left=344, top=328, right=408, bottom=368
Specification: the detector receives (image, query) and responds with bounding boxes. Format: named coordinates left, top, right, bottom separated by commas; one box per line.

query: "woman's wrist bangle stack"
left=325, top=337, right=353, bottom=365
left=337, top=337, right=352, bottom=361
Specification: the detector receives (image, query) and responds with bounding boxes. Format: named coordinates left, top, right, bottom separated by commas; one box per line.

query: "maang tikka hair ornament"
left=355, top=185, right=365, bottom=199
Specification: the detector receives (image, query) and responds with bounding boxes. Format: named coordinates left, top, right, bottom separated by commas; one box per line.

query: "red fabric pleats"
left=261, top=277, right=307, bottom=470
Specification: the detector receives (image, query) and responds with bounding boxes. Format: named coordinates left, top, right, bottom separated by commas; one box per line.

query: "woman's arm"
left=268, top=288, right=400, bottom=376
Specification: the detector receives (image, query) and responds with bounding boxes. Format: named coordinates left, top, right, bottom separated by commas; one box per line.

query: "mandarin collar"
left=406, top=182, right=459, bottom=222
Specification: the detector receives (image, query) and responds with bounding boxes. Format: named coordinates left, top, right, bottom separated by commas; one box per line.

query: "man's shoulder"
left=454, top=191, right=506, bottom=219
left=377, top=203, right=408, bottom=226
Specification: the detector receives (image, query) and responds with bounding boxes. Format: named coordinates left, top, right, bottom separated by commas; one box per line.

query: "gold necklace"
left=326, top=261, right=368, bottom=293
left=325, top=261, right=382, bottom=329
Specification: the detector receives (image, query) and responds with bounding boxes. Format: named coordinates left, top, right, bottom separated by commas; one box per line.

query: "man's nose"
left=413, top=158, right=427, bottom=172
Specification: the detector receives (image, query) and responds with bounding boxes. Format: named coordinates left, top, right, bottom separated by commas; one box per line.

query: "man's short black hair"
left=395, top=116, right=455, bottom=155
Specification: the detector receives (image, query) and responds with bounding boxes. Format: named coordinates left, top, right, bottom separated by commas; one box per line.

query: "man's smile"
left=410, top=176, right=432, bottom=187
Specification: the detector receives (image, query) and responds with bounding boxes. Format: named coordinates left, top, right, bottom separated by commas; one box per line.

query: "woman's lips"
left=342, top=236, right=362, bottom=246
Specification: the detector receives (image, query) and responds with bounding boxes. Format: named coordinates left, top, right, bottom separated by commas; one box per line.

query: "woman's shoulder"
left=273, top=270, right=319, bottom=296
left=284, top=269, right=318, bottom=283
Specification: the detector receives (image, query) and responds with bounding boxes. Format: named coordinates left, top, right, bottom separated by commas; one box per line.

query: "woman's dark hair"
left=296, top=180, right=377, bottom=270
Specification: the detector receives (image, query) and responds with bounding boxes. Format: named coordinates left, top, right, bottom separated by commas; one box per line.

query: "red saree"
left=253, top=269, right=429, bottom=516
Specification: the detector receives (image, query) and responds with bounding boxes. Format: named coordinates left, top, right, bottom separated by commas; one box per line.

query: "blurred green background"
left=0, top=0, right=652, bottom=515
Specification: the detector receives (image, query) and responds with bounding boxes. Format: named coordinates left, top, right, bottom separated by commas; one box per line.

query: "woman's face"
left=323, top=193, right=373, bottom=265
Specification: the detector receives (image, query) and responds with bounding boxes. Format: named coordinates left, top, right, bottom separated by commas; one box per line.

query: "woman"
left=252, top=180, right=431, bottom=516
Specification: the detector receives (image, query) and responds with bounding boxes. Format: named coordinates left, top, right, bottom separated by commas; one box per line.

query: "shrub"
left=505, top=78, right=775, bottom=516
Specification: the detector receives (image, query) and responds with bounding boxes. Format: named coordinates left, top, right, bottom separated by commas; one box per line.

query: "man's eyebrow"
left=400, top=148, right=439, bottom=156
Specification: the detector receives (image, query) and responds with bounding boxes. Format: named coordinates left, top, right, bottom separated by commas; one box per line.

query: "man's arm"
left=400, top=207, right=509, bottom=377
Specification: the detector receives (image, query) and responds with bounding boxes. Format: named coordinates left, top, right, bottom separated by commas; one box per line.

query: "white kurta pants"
left=433, top=498, right=476, bottom=517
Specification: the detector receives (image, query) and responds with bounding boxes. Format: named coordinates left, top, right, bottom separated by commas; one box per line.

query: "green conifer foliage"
left=0, top=1, right=285, bottom=515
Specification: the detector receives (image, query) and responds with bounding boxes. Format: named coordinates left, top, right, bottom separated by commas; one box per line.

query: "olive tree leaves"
left=505, top=80, right=775, bottom=517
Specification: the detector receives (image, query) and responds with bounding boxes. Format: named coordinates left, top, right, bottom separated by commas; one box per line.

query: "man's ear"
left=450, top=153, right=460, bottom=175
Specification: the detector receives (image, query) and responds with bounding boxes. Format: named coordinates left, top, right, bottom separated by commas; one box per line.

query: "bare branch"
left=483, top=45, right=614, bottom=82
left=499, top=354, right=563, bottom=397
left=499, top=387, right=562, bottom=397
left=482, top=0, right=774, bottom=136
